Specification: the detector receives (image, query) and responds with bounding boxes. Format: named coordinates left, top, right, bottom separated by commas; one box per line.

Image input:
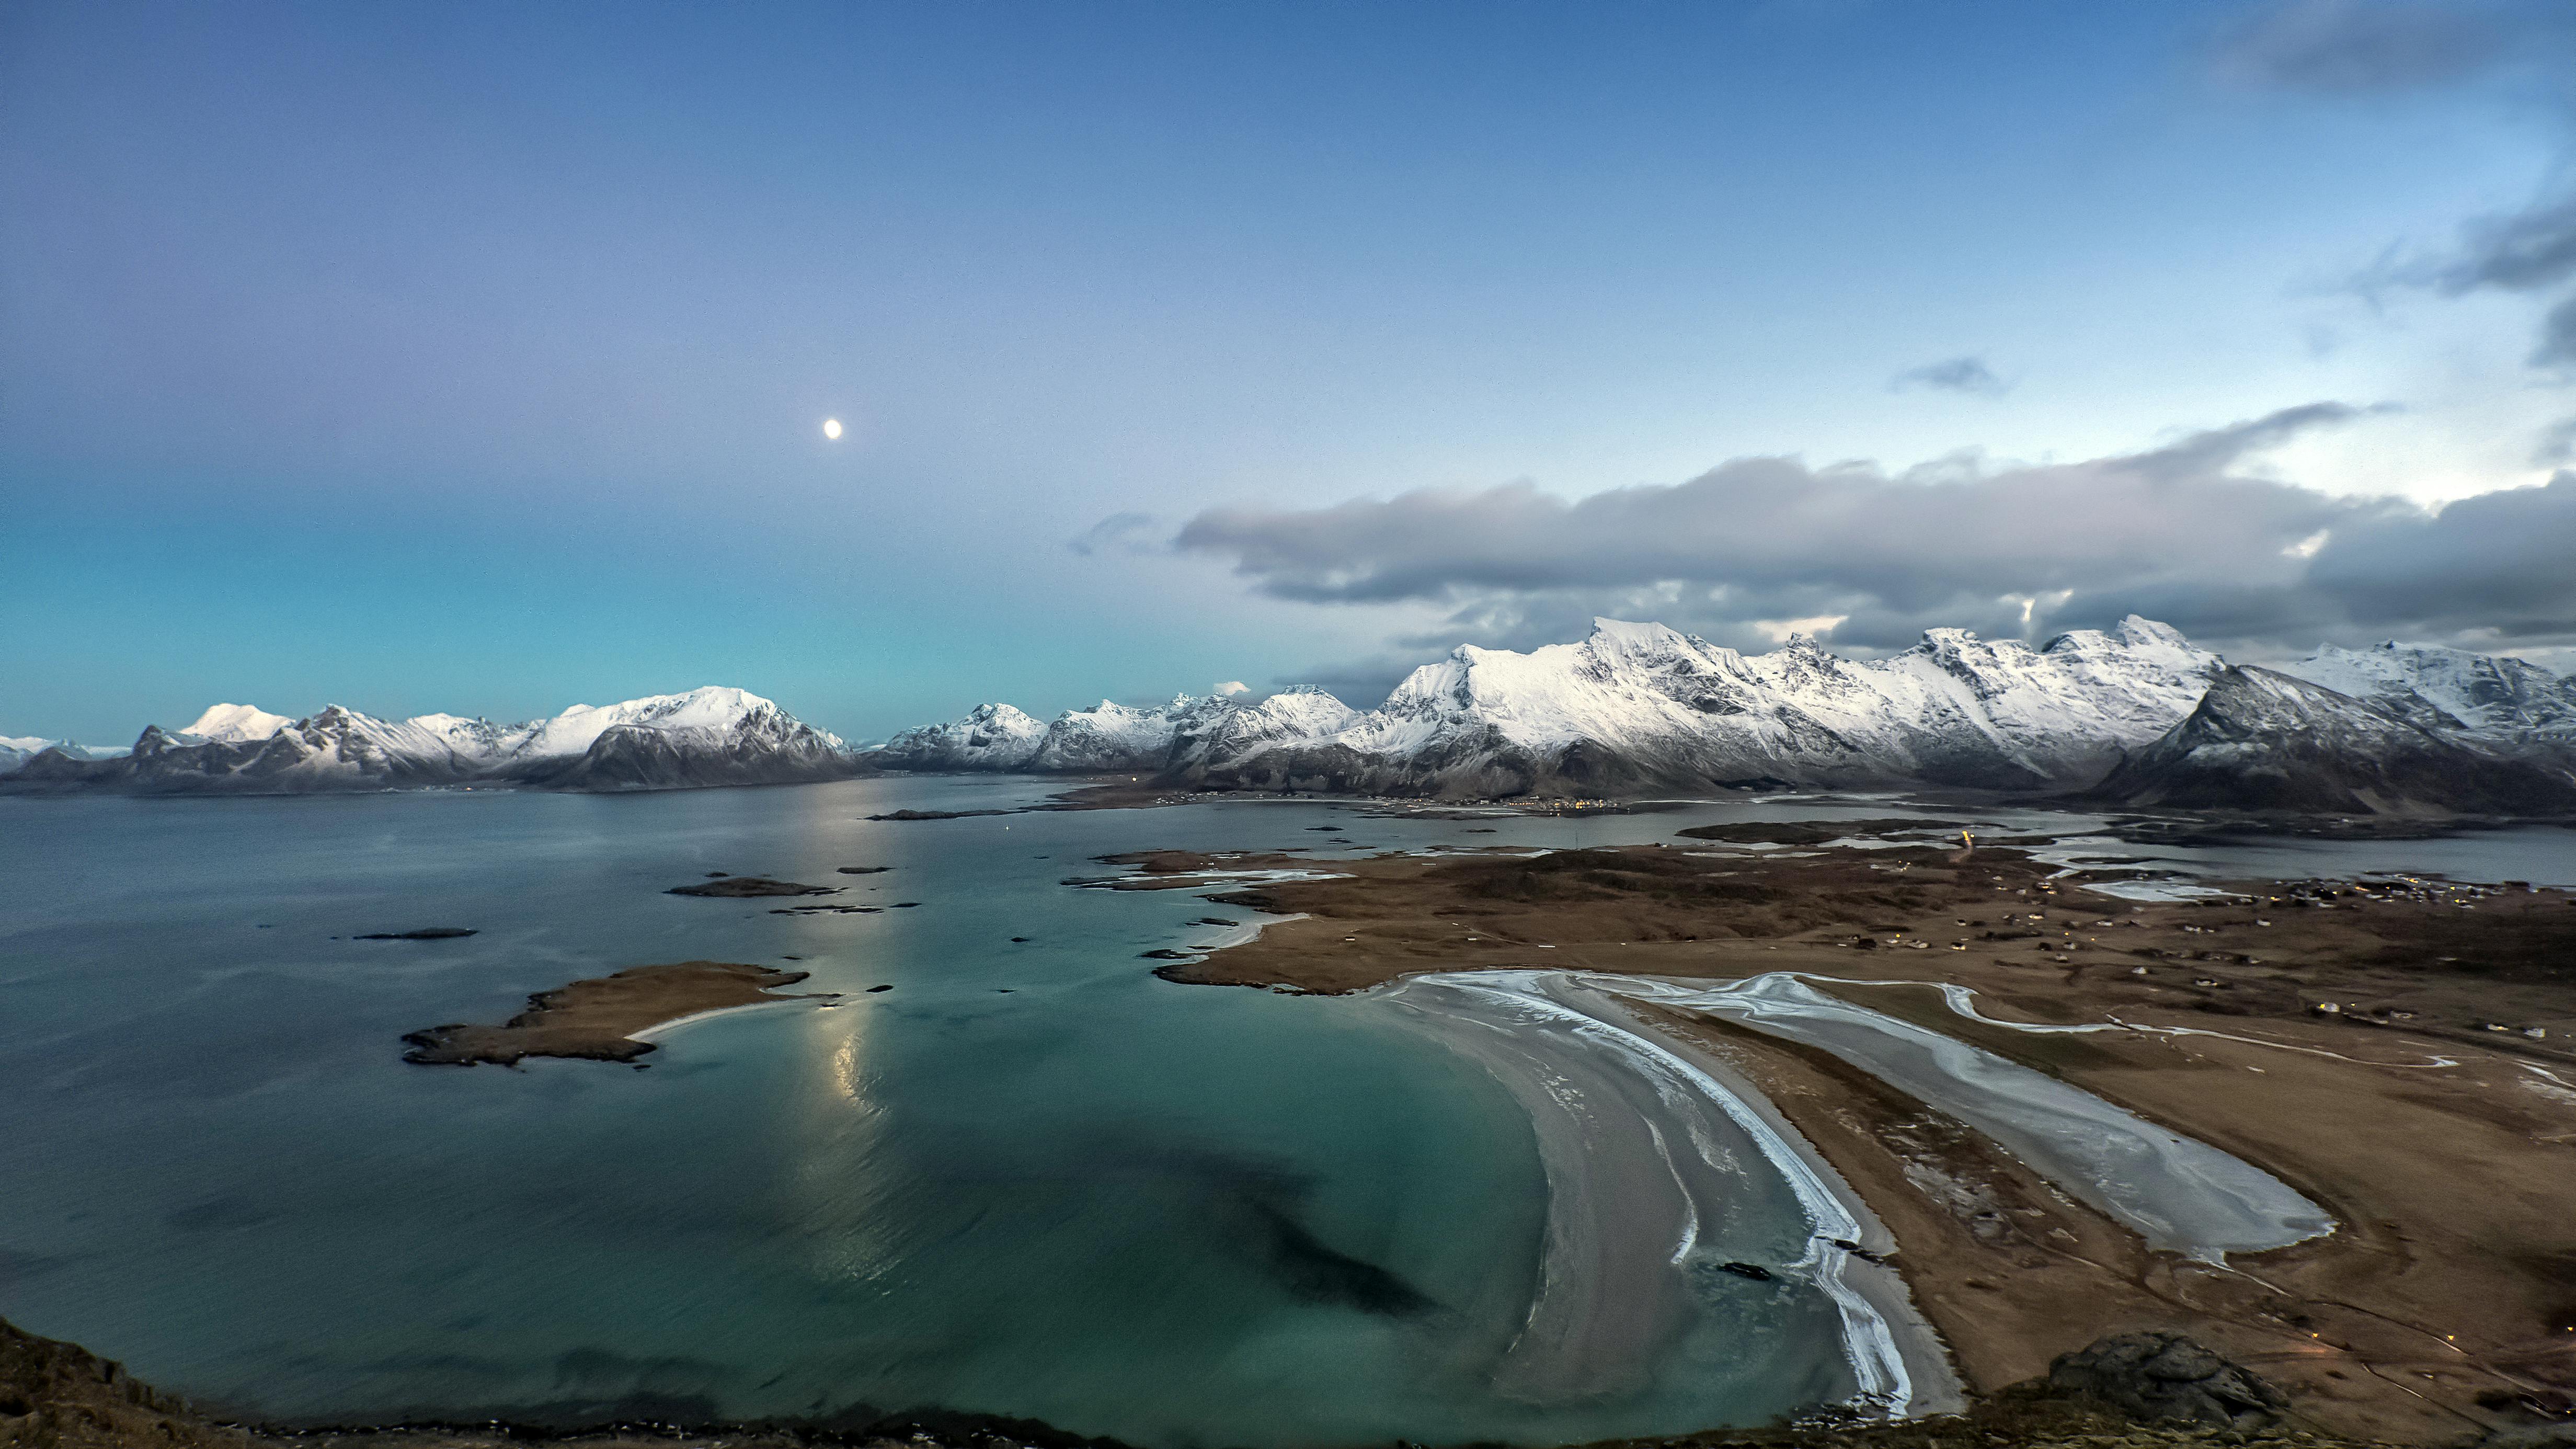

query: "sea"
left=3, top=778, right=2570, bottom=1447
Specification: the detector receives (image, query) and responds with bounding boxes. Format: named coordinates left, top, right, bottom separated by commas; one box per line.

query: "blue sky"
left=6, top=1, right=2575, bottom=743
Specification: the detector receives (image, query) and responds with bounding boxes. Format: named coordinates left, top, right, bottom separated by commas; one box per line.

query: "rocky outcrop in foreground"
left=0, top=1316, right=1112, bottom=1449
left=2042, top=1333, right=2288, bottom=1429
left=12, top=1315, right=2569, bottom=1449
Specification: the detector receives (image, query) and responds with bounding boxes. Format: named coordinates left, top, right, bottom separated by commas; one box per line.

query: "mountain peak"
left=179, top=703, right=295, bottom=743
left=2114, top=615, right=2189, bottom=648
left=1587, top=617, right=1680, bottom=641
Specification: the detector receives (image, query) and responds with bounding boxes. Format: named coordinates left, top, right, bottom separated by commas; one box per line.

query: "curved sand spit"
left=1379, top=971, right=1960, bottom=1418
left=1374, top=967, right=2337, bottom=1420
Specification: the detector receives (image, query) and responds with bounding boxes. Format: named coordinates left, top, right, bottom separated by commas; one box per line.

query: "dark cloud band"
left=1891, top=356, right=2009, bottom=397
left=1163, top=404, right=2576, bottom=657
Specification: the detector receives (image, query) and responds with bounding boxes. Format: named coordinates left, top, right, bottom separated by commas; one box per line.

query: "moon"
left=822, top=417, right=843, bottom=440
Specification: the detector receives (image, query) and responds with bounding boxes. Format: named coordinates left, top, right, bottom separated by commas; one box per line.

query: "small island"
left=353, top=927, right=478, bottom=940
left=402, top=961, right=826, bottom=1066
left=666, top=877, right=838, bottom=897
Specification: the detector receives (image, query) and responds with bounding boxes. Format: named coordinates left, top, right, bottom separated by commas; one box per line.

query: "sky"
left=6, top=0, right=2576, bottom=744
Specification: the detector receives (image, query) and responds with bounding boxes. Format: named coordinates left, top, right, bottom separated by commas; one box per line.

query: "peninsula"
left=1117, top=831, right=2576, bottom=1442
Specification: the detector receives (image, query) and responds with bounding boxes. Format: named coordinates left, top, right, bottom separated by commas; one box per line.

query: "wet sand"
left=1382, top=972, right=1960, bottom=1416
left=1128, top=837, right=2576, bottom=1442
left=402, top=962, right=828, bottom=1066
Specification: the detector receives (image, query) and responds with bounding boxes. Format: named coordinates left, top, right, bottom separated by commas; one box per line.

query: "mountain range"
left=2088, top=665, right=2576, bottom=816
left=9, top=622, right=2575, bottom=813
left=871, top=617, right=2576, bottom=815
left=1, top=688, right=858, bottom=794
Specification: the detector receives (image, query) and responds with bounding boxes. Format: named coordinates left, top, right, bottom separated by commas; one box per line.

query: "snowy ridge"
left=19, top=622, right=2570, bottom=809
left=1028, top=697, right=1199, bottom=772
left=876, top=684, right=1368, bottom=780
left=3, top=687, right=858, bottom=795
left=491, top=686, right=848, bottom=761
left=872, top=615, right=2226, bottom=796
left=874, top=703, right=1049, bottom=772
left=0, top=736, right=127, bottom=771
left=2091, top=666, right=2576, bottom=816
left=2277, top=642, right=2576, bottom=737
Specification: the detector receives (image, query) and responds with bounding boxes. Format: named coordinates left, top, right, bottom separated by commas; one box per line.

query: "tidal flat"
left=1130, top=828, right=2576, bottom=1442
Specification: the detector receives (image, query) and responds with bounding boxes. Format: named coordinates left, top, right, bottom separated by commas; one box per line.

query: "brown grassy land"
left=1113, top=838, right=2576, bottom=1443
left=399, top=962, right=825, bottom=1066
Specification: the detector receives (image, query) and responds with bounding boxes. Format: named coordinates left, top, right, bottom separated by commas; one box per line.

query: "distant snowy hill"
left=0, top=736, right=125, bottom=772
left=2, top=687, right=860, bottom=795
left=876, top=685, right=1369, bottom=780
left=2089, top=667, right=2576, bottom=816
left=174, top=703, right=296, bottom=744
left=871, top=615, right=2226, bottom=796
left=2276, top=641, right=2576, bottom=738
left=19, top=622, right=2573, bottom=813
left=874, top=703, right=1049, bottom=772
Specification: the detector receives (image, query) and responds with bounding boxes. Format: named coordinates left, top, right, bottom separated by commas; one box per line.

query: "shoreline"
left=1378, top=970, right=1962, bottom=1419
left=1604, top=993, right=1963, bottom=1420
left=401, top=962, right=832, bottom=1066
left=1126, top=834, right=2576, bottom=1442
left=626, top=995, right=830, bottom=1043
left=1596, top=972, right=2332, bottom=1260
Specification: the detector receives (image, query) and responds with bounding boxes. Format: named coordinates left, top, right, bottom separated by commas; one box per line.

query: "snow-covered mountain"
left=21, top=622, right=2570, bottom=812
left=2276, top=641, right=2576, bottom=738
left=2089, top=666, right=2576, bottom=816
left=875, top=686, right=1368, bottom=779
left=871, top=615, right=2225, bottom=796
left=2, top=688, right=860, bottom=795
left=874, top=702, right=1050, bottom=772
left=1025, top=696, right=1203, bottom=773
left=507, top=689, right=853, bottom=790
left=173, top=703, right=296, bottom=744
left=0, top=736, right=126, bottom=772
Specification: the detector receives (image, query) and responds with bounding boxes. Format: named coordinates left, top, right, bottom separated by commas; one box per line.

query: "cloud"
left=2536, top=294, right=2576, bottom=367
left=1273, top=655, right=1432, bottom=709
left=2306, top=472, right=2576, bottom=634
left=2536, top=416, right=2576, bottom=465
left=1068, top=511, right=1164, bottom=557
left=1891, top=356, right=2010, bottom=397
left=2339, top=200, right=2576, bottom=376
left=2379, top=194, right=2576, bottom=373
left=1173, top=403, right=2576, bottom=658
left=2209, top=0, right=2511, bottom=94
left=2430, top=195, right=2576, bottom=297
left=2230, top=4, right=2576, bottom=370
left=1213, top=680, right=1250, bottom=697
left=2255, top=3, right=2576, bottom=377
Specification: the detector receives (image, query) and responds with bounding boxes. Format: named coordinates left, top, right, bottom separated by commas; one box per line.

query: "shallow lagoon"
left=3, top=779, right=2570, bottom=1445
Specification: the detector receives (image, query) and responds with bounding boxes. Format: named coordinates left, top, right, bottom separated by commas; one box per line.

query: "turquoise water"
left=0, top=779, right=1842, bottom=1447
left=4, top=780, right=2570, bottom=1446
